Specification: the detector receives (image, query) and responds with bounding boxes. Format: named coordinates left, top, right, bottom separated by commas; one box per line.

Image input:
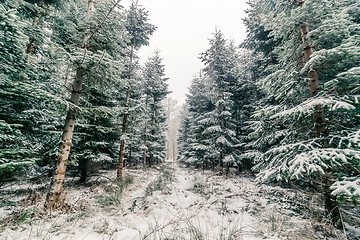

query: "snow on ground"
left=0, top=161, right=351, bottom=239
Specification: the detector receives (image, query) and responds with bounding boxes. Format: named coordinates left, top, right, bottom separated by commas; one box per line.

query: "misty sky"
left=122, top=0, right=249, bottom=104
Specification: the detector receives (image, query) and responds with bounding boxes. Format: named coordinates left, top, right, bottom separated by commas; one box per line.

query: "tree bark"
left=299, top=0, right=340, bottom=225
left=166, top=99, right=171, bottom=161
left=45, top=0, right=95, bottom=209
left=45, top=67, right=85, bottom=208
left=117, top=86, right=131, bottom=179
left=79, top=158, right=89, bottom=184
left=217, top=80, right=223, bottom=167
left=149, top=101, right=156, bottom=166
left=117, top=45, right=134, bottom=179
left=143, top=96, right=149, bottom=167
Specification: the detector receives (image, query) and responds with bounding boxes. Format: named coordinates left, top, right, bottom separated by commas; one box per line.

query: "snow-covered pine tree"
left=141, top=51, right=170, bottom=167
left=45, top=0, right=126, bottom=208
left=177, top=103, right=191, bottom=163
left=199, top=30, right=239, bottom=171
left=232, top=48, right=264, bottom=171
left=117, top=2, right=156, bottom=179
left=178, top=73, right=213, bottom=168
left=0, top=0, right=64, bottom=180
left=0, top=3, right=38, bottom=179
left=242, top=0, right=278, bottom=65
left=247, top=0, right=360, bottom=225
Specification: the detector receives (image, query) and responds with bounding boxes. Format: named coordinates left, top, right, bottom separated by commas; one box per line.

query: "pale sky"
left=122, top=0, right=249, bottom=104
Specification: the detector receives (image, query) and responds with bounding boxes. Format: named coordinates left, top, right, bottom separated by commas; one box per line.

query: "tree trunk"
left=26, top=10, right=40, bottom=55
left=143, top=149, right=147, bottom=167
left=299, top=0, right=340, bottom=225
left=117, top=44, right=134, bottom=179
left=45, top=0, right=95, bottom=209
left=117, top=87, right=131, bottom=179
left=217, top=81, right=223, bottom=167
left=322, top=172, right=341, bottom=226
left=149, top=100, right=156, bottom=166
left=45, top=67, right=85, bottom=209
left=166, top=100, right=171, bottom=161
left=79, top=158, right=89, bottom=184
left=143, top=96, right=149, bottom=167
left=149, top=153, right=153, bottom=167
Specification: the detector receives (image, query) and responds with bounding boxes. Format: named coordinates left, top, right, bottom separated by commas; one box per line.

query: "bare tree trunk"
left=143, top=96, right=149, bottom=167
left=299, top=0, right=340, bottom=225
left=117, top=87, right=131, bottom=179
left=217, top=81, right=223, bottom=167
left=166, top=99, right=171, bottom=161
left=117, top=45, right=134, bottom=179
left=45, top=0, right=95, bottom=209
left=79, top=158, right=89, bottom=183
left=143, top=149, right=147, bottom=167
left=149, top=101, right=156, bottom=166
left=45, top=67, right=85, bottom=208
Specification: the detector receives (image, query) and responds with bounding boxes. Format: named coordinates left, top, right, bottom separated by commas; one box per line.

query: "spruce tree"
left=117, top=2, right=155, bottom=179
left=199, top=30, right=239, bottom=170
left=0, top=3, right=37, bottom=179
left=45, top=0, right=126, bottom=208
left=141, top=51, right=170, bottom=167
left=246, top=0, right=360, bottom=225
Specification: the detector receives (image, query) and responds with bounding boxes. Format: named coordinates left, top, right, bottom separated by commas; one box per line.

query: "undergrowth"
left=96, top=175, right=134, bottom=206
left=145, top=164, right=174, bottom=197
left=0, top=206, right=45, bottom=231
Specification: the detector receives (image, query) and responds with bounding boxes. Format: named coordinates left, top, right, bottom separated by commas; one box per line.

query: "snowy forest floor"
left=0, top=161, right=358, bottom=240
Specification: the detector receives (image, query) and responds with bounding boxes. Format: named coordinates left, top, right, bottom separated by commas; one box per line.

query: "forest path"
left=115, top=161, right=265, bottom=239
left=1, top=162, right=322, bottom=240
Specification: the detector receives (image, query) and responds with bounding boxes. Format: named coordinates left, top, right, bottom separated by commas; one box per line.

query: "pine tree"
left=141, top=51, right=170, bottom=167
left=232, top=48, right=263, bottom=171
left=117, top=2, right=155, bottom=179
left=246, top=0, right=360, bottom=225
left=45, top=0, right=126, bottom=208
left=199, top=30, right=239, bottom=171
left=180, top=73, right=214, bottom=168
left=0, top=0, right=66, bottom=180
left=0, top=3, right=37, bottom=179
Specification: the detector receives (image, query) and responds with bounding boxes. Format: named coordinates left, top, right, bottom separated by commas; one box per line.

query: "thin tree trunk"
left=26, top=10, right=40, bottom=55
left=149, top=100, right=156, bottom=166
left=117, top=45, right=134, bottom=179
left=79, top=158, right=89, bottom=183
left=299, top=0, right=340, bottom=225
left=217, top=81, right=223, bottom=167
left=143, top=149, right=147, bottom=167
left=45, top=0, right=95, bottom=209
left=45, top=67, right=85, bottom=208
left=149, top=153, right=153, bottom=167
left=143, top=96, right=149, bottom=167
left=117, top=87, right=130, bottom=179
left=166, top=101, right=171, bottom=161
